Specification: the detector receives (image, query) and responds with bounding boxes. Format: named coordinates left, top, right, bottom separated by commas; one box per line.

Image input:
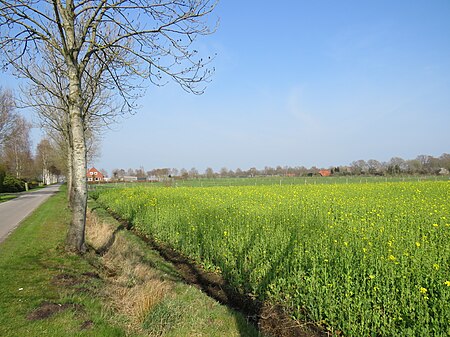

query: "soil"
left=51, top=271, right=101, bottom=287
left=80, top=320, right=94, bottom=330
left=51, top=273, right=84, bottom=287
left=32, top=272, right=102, bottom=330
left=27, top=302, right=83, bottom=321
left=82, top=271, right=101, bottom=279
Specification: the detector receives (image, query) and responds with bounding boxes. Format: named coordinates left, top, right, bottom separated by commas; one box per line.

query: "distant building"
left=42, top=168, right=59, bottom=185
left=87, top=167, right=104, bottom=182
left=319, top=169, right=331, bottom=177
left=438, top=168, right=449, bottom=175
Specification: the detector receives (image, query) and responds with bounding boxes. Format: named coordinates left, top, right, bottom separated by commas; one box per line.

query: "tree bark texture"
left=66, top=137, right=74, bottom=206
left=65, top=64, right=87, bottom=253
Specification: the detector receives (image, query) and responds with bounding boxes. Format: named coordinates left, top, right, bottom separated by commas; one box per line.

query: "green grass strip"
left=0, top=189, right=127, bottom=337
left=0, top=195, right=17, bottom=203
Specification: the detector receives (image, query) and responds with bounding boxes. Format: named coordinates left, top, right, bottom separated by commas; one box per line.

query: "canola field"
left=93, top=181, right=450, bottom=336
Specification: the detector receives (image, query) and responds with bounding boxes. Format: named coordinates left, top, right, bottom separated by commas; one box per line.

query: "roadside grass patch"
left=0, top=194, right=17, bottom=203
left=0, top=188, right=132, bottom=337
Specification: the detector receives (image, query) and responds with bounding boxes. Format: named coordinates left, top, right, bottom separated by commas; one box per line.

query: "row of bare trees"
left=1, top=1, right=217, bottom=253
left=349, top=155, right=450, bottom=176
left=0, top=88, right=32, bottom=182
left=112, top=153, right=450, bottom=181
left=0, top=88, right=64, bottom=190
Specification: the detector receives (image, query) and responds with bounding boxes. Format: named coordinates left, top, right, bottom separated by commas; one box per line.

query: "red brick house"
left=87, top=167, right=104, bottom=182
left=319, top=169, right=331, bottom=177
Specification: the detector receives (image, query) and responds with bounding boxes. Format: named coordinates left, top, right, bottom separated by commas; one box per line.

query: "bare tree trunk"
left=13, top=142, right=21, bottom=178
left=66, top=137, right=74, bottom=205
left=65, top=65, right=87, bottom=253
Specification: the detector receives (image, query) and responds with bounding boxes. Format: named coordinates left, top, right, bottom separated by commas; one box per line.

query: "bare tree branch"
left=0, top=0, right=218, bottom=253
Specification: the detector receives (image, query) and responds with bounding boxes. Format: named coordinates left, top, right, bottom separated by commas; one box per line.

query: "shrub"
left=0, top=165, right=6, bottom=193
left=2, top=174, right=25, bottom=192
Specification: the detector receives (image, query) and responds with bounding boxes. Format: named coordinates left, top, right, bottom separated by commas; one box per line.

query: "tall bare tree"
left=0, top=87, right=17, bottom=150
left=36, top=137, right=63, bottom=185
left=23, top=50, right=115, bottom=204
left=1, top=115, right=33, bottom=179
left=1, top=0, right=217, bottom=253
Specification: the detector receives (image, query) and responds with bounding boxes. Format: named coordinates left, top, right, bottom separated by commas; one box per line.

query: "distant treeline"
left=110, top=153, right=450, bottom=180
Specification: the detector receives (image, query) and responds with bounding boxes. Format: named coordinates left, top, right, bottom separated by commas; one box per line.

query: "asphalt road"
left=0, top=184, right=61, bottom=244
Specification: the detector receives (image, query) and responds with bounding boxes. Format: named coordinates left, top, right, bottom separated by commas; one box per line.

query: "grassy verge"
left=0, top=185, right=49, bottom=203
left=0, top=187, right=260, bottom=337
left=0, top=188, right=129, bottom=337
left=0, top=194, right=17, bottom=203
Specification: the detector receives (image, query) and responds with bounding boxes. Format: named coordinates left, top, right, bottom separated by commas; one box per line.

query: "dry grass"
left=85, top=209, right=114, bottom=251
left=102, top=234, right=160, bottom=286
left=109, top=280, right=169, bottom=324
left=85, top=210, right=171, bottom=328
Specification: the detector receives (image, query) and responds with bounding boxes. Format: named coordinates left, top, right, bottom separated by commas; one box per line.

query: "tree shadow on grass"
left=138, top=231, right=325, bottom=337
left=97, top=206, right=326, bottom=337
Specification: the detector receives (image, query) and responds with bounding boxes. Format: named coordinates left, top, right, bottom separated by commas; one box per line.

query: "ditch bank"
left=91, top=206, right=327, bottom=337
left=137, top=233, right=326, bottom=337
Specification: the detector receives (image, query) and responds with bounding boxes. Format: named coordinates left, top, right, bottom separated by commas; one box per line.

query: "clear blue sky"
left=4, top=1, right=450, bottom=174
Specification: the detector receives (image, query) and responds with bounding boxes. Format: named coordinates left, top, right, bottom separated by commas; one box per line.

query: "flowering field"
left=93, top=181, right=450, bottom=336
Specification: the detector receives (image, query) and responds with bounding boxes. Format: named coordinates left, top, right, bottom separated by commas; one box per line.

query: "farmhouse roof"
left=318, top=169, right=331, bottom=177
left=86, top=167, right=104, bottom=179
